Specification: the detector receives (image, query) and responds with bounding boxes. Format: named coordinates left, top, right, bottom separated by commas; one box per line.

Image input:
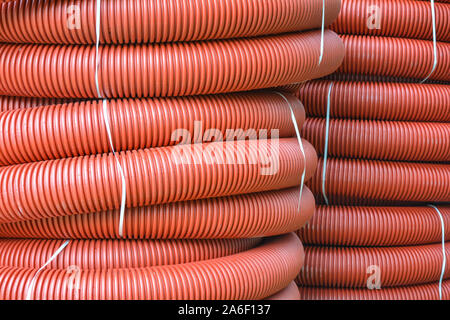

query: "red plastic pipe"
left=337, top=35, right=450, bottom=82
left=0, top=91, right=305, bottom=166
left=298, top=281, right=450, bottom=300
left=296, top=80, right=450, bottom=122
left=298, top=205, right=450, bottom=247
left=302, top=118, right=450, bottom=162
left=0, top=96, right=74, bottom=112
left=0, top=0, right=342, bottom=44
left=330, top=0, right=450, bottom=41
left=309, top=158, right=450, bottom=204
left=0, top=233, right=304, bottom=300
left=266, top=281, right=300, bottom=300
left=0, top=186, right=315, bottom=239
left=0, top=30, right=345, bottom=98
left=0, top=138, right=318, bottom=223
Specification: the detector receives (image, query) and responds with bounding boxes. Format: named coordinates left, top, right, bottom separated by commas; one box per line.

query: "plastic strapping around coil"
left=321, top=82, right=333, bottom=205
left=273, top=91, right=306, bottom=211
left=25, top=240, right=70, bottom=300
left=422, top=0, right=437, bottom=83
left=428, top=204, right=446, bottom=300
left=318, top=0, right=325, bottom=65
left=96, top=0, right=126, bottom=237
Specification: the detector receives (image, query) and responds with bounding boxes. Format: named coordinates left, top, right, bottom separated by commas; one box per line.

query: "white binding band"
left=318, top=0, right=326, bottom=65
left=428, top=204, right=446, bottom=300
left=96, top=0, right=126, bottom=237
left=422, top=0, right=437, bottom=83
left=321, top=82, right=333, bottom=205
left=273, top=91, right=306, bottom=211
left=25, top=240, right=70, bottom=300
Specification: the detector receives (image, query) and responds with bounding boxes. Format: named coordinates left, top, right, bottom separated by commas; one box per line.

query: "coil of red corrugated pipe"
left=298, top=244, right=450, bottom=288
left=330, top=0, right=450, bottom=41
left=298, top=205, right=450, bottom=247
left=337, top=35, right=450, bottom=82
left=0, top=138, right=318, bottom=223
left=0, top=233, right=304, bottom=300
left=296, top=80, right=450, bottom=122
left=0, top=186, right=315, bottom=239
left=0, top=238, right=260, bottom=269
left=0, top=30, right=344, bottom=98
left=0, top=91, right=305, bottom=166
left=298, top=281, right=450, bottom=300
left=0, top=96, right=74, bottom=112
left=308, top=158, right=450, bottom=204
left=302, top=118, right=450, bottom=162
left=266, top=282, right=300, bottom=300
left=0, top=0, right=342, bottom=44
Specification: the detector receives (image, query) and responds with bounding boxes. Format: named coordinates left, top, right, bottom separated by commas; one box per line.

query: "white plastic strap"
left=25, top=240, right=70, bottom=300
left=318, top=0, right=326, bottom=65
left=321, top=82, right=333, bottom=205
left=102, top=100, right=127, bottom=237
left=422, top=0, right=437, bottom=83
left=428, top=204, right=446, bottom=300
left=274, top=91, right=306, bottom=211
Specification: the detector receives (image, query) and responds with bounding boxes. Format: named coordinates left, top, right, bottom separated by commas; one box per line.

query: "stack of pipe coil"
left=0, top=0, right=345, bottom=300
left=294, top=0, right=450, bottom=300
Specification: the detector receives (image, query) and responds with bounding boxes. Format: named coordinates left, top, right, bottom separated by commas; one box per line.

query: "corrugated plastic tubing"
left=302, top=118, right=450, bottom=162
left=0, top=91, right=306, bottom=166
left=337, top=35, right=450, bottom=82
left=296, top=80, right=450, bottom=122
left=0, top=138, right=318, bottom=224
left=0, top=96, right=74, bottom=112
left=0, top=187, right=316, bottom=239
left=298, top=281, right=450, bottom=300
left=0, top=30, right=345, bottom=98
left=0, top=238, right=261, bottom=269
left=298, top=244, right=450, bottom=288
left=298, top=205, right=450, bottom=247
left=322, top=73, right=450, bottom=84
left=0, top=233, right=304, bottom=300
left=309, top=158, right=450, bottom=204
left=330, top=0, right=450, bottom=41
left=266, top=281, right=300, bottom=300
left=0, top=0, right=342, bottom=44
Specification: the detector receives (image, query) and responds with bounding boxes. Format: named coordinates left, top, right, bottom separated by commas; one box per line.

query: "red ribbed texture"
left=298, top=281, right=450, bottom=300
left=298, top=244, right=450, bottom=288
left=266, top=281, right=300, bottom=300
left=337, top=35, right=450, bottom=82
left=299, top=205, right=450, bottom=247
left=0, top=238, right=260, bottom=269
left=0, top=91, right=305, bottom=166
left=0, top=0, right=342, bottom=44
left=302, top=118, right=450, bottom=162
left=331, top=0, right=450, bottom=41
left=0, top=233, right=304, bottom=300
left=309, top=158, right=450, bottom=204
left=0, top=138, right=318, bottom=223
left=323, top=73, right=449, bottom=84
left=0, top=30, right=344, bottom=99
left=0, top=96, right=73, bottom=112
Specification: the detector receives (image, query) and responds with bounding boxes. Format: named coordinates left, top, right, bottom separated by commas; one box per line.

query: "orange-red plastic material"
left=309, top=158, right=450, bottom=204
left=298, top=205, right=450, bottom=247
left=296, top=80, right=450, bottom=122
left=302, top=118, right=450, bottom=162
left=298, top=244, right=450, bottom=288
left=0, top=96, right=73, bottom=112
left=0, top=233, right=304, bottom=300
left=0, top=30, right=344, bottom=99
left=266, top=281, right=300, bottom=300
left=331, top=0, right=450, bottom=41
left=0, top=0, right=342, bottom=44
left=0, top=138, right=318, bottom=224
left=0, top=187, right=315, bottom=239
left=337, top=35, right=450, bottom=82
left=0, top=92, right=305, bottom=166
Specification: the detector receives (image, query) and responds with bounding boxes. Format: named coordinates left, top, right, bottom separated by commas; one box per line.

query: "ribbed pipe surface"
left=0, top=0, right=341, bottom=44
left=302, top=118, right=450, bottom=162
left=296, top=80, right=450, bottom=122
left=337, top=35, right=450, bottom=82
left=0, top=30, right=344, bottom=98
left=299, top=205, right=450, bottom=247
left=0, top=187, right=315, bottom=239
left=0, top=233, right=304, bottom=300
left=266, top=281, right=300, bottom=300
left=0, top=96, right=73, bottom=112
left=0, top=91, right=305, bottom=166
